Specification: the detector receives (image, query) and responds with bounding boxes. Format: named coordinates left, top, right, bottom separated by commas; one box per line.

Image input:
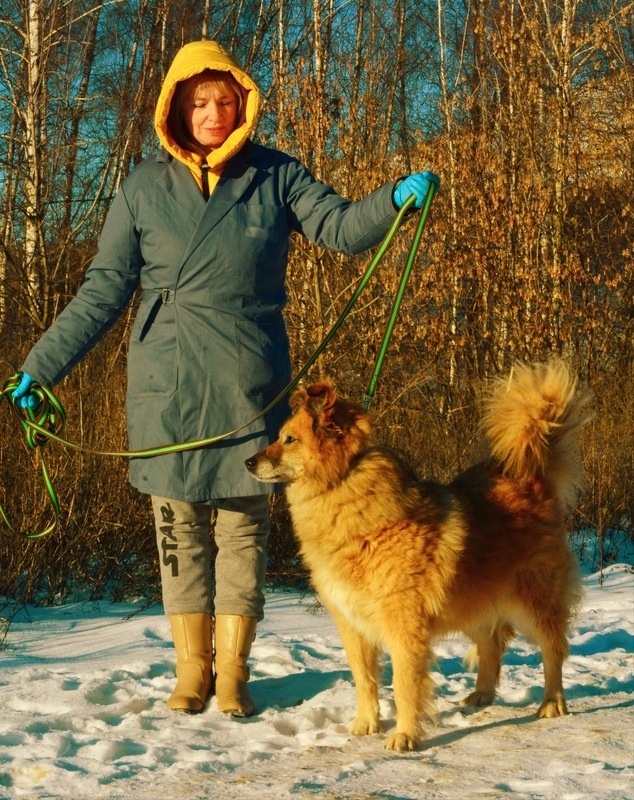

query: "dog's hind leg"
left=518, top=563, right=579, bottom=718
left=532, top=615, right=571, bottom=718
left=461, top=623, right=514, bottom=708
left=330, top=608, right=382, bottom=736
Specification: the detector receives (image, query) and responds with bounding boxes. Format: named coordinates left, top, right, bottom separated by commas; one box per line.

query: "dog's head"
left=245, top=380, right=372, bottom=488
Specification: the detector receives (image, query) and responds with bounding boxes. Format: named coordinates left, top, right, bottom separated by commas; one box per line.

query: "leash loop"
left=0, top=367, right=66, bottom=538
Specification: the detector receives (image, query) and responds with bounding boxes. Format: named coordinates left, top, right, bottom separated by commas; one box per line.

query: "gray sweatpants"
left=151, top=495, right=270, bottom=620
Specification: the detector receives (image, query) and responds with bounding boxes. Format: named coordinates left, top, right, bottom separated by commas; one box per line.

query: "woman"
left=13, top=40, right=438, bottom=717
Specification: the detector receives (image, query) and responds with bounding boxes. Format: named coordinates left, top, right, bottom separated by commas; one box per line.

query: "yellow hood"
left=154, top=40, right=260, bottom=175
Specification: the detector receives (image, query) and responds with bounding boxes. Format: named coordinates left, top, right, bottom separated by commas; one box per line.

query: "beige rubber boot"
left=214, top=614, right=257, bottom=717
left=167, top=613, right=214, bottom=713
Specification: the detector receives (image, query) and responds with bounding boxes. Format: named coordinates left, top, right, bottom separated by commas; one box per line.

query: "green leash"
left=1, top=187, right=437, bottom=537
left=363, top=179, right=438, bottom=409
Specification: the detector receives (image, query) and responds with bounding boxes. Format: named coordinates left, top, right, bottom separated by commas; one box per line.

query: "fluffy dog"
left=246, top=361, right=593, bottom=751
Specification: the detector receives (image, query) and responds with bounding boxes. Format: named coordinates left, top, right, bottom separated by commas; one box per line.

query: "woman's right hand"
left=11, top=372, right=39, bottom=409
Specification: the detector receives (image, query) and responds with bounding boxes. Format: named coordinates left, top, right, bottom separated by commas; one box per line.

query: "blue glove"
left=393, top=170, right=440, bottom=209
left=11, top=372, right=39, bottom=409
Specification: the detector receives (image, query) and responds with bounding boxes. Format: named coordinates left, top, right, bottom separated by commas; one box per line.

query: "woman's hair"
left=167, top=69, right=245, bottom=155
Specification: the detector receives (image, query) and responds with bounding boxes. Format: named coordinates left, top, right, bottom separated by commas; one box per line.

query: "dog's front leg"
left=385, top=637, right=434, bottom=752
left=329, top=606, right=382, bottom=736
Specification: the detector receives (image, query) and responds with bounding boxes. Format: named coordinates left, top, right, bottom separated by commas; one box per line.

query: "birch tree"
left=0, top=0, right=118, bottom=331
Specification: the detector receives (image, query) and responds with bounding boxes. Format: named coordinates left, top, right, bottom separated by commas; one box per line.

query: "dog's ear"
left=291, top=381, right=371, bottom=445
left=293, top=381, right=342, bottom=436
left=306, top=381, right=337, bottom=424
left=289, top=387, right=309, bottom=413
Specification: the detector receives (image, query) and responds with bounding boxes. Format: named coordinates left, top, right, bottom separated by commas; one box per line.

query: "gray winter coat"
left=22, top=142, right=401, bottom=502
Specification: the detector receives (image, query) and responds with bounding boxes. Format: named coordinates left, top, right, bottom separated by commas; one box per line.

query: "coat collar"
left=156, top=141, right=256, bottom=207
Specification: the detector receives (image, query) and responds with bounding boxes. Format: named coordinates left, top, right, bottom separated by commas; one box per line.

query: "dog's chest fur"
left=285, top=448, right=465, bottom=642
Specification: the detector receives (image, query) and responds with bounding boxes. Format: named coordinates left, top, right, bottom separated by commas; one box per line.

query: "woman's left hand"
left=393, top=171, right=440, bottom=209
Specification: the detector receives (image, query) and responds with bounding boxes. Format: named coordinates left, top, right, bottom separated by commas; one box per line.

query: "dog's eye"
left=283, top=434, right=297, bottom=445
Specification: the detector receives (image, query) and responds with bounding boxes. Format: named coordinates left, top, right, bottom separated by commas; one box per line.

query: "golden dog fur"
left=246, top=361, right=593, bottom=751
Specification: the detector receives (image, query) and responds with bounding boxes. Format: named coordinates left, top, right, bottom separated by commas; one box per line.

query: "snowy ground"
left=0, top=564, right=632, bottom=800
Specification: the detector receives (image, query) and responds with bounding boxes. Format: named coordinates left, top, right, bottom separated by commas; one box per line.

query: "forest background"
left=0, top=0, right=631, bottom=607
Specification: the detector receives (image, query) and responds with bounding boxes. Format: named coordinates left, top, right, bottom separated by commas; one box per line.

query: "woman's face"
left=185, top=79, right=240, bottom=153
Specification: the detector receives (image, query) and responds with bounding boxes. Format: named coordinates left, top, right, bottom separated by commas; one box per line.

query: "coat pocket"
left=236, top=204, right=288, bottom=261
left=127, top=300, right=177, bottom=397
left=235, top=318, right=290, bottom=397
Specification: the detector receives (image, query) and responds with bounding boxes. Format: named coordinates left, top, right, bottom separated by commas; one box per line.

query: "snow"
left=0, top=564, right=632, bottom=800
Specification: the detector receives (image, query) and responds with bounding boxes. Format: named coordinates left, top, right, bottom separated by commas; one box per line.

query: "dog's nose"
left=245, top=456, right=256, bottom=472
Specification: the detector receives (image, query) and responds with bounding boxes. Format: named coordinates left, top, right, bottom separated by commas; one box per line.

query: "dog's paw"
left=537, top=695, right=568, bottom=719
left=349, top=716, right=382, bottom=736
left=384, top=731, right=418, bottom=752
left=460, top=689, right=496, bottom=707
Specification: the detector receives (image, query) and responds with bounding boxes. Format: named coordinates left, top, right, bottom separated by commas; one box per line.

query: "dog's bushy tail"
left=482, top=360, right=594, bottom=509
